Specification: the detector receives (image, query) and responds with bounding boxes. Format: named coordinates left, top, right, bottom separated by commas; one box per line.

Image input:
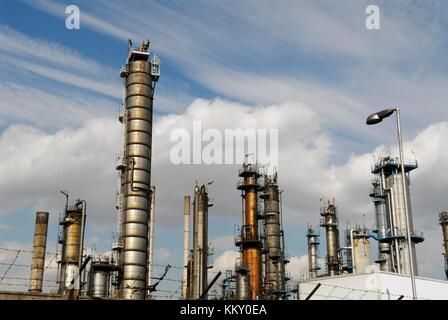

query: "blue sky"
left=0, top=0, right=448, bottom=298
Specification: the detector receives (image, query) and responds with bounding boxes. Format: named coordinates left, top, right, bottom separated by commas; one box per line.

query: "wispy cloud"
left=0, top=25, right=105, bottom=74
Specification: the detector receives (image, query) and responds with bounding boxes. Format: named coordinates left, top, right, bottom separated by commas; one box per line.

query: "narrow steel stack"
left=29, top=211, right=49, bottom=292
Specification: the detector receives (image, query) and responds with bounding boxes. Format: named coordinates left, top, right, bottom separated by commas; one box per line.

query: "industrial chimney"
left=235, top=162, right=262, bottom=299
left=439, top=211, right=448, bottom=279
left=29, top=211, right=49, bottom=292
left=115, top=39, right=160, bottom=299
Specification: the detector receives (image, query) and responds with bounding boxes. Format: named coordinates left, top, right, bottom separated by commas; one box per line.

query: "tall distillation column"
left=371, top=156, right=423, bottom=276
left=236, top=162, right=262, bottom=299
left=439, top=211, right=448, bottom=279
left=29, top=211, right=49, bottom=292
left=370, top=178, right=392, bottom=271
left=191, top=182, right=213, bottom=299
left=260, top=173, right=288, bottom=299
left=116, top=40, right=160, bottom=299
left=306, top=224, right=320, bottom=279
left=320, top=199, right=341, bottom=276
left=57, top=200, right=86, bottom=297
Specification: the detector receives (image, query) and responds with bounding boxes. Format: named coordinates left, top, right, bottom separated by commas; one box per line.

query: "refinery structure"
left=0, top=39, right=447, bottom=301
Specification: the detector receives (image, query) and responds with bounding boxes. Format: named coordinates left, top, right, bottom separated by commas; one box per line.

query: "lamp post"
left=366, top=107, right=417, bottom=300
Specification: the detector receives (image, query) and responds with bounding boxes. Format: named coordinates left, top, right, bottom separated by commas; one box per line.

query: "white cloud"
left=210, top=235, right=235, bottom=252
left=1, top=97, right=447, bottom=280
left=0, top=25, right=105, bottom=74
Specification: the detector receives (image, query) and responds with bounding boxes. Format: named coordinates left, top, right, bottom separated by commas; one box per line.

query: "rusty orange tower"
left=236, top=162, right=262, bottom=299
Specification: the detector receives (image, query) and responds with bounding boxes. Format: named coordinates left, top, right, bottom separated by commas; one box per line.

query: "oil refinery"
left=0, top=39, right=447, bottom=301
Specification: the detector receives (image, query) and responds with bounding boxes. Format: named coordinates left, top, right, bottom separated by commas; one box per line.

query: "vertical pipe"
left=146, top=186, right=155, bottom=299
left=76, top=200, right=86, bottom=292
left=182, top=196, right=191, bottom=299
left=439, top=212, right=448, bottom=279
left=192, top=183, right=201, bottom=299
left=29, top=211, right=49, bottom=292
left=202, top=186, right=209, bottom=299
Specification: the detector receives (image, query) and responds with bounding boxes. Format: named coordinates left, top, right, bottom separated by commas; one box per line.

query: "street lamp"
left=366, top=107, right=417, bottom=300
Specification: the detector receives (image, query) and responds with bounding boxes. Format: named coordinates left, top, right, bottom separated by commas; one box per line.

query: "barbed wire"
left=0, top=250, right=21, bottom=282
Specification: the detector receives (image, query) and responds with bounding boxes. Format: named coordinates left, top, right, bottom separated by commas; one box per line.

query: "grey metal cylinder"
left=29, top=211, right=49, bottom=292
left=307, top=225, right=320, bottom=279
left=120, top=43, right=157, bottom=300
left=236, top=268, right=250, bottom=300
left=88, top=262, right=111, bottom=298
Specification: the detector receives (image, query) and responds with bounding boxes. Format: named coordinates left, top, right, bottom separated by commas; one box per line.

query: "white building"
left=298, top=271, right=448, bottom=300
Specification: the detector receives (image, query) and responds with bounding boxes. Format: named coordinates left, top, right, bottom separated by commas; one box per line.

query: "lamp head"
left=366, top=108, right=396, bottom=125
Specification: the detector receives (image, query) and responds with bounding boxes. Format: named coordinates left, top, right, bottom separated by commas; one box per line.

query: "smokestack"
left=306, top=224, right=320, bottom=279
left=117, top=39, right=160, bottom=299
left=320, top=199, right=341, bottom=276
left=236, top=162, right=262, bottom=299
left=182, top=195, right=191, bottom=299
left=29, top=211, right=49, bottom=292
left=439, top=211, right=448, bottom=279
